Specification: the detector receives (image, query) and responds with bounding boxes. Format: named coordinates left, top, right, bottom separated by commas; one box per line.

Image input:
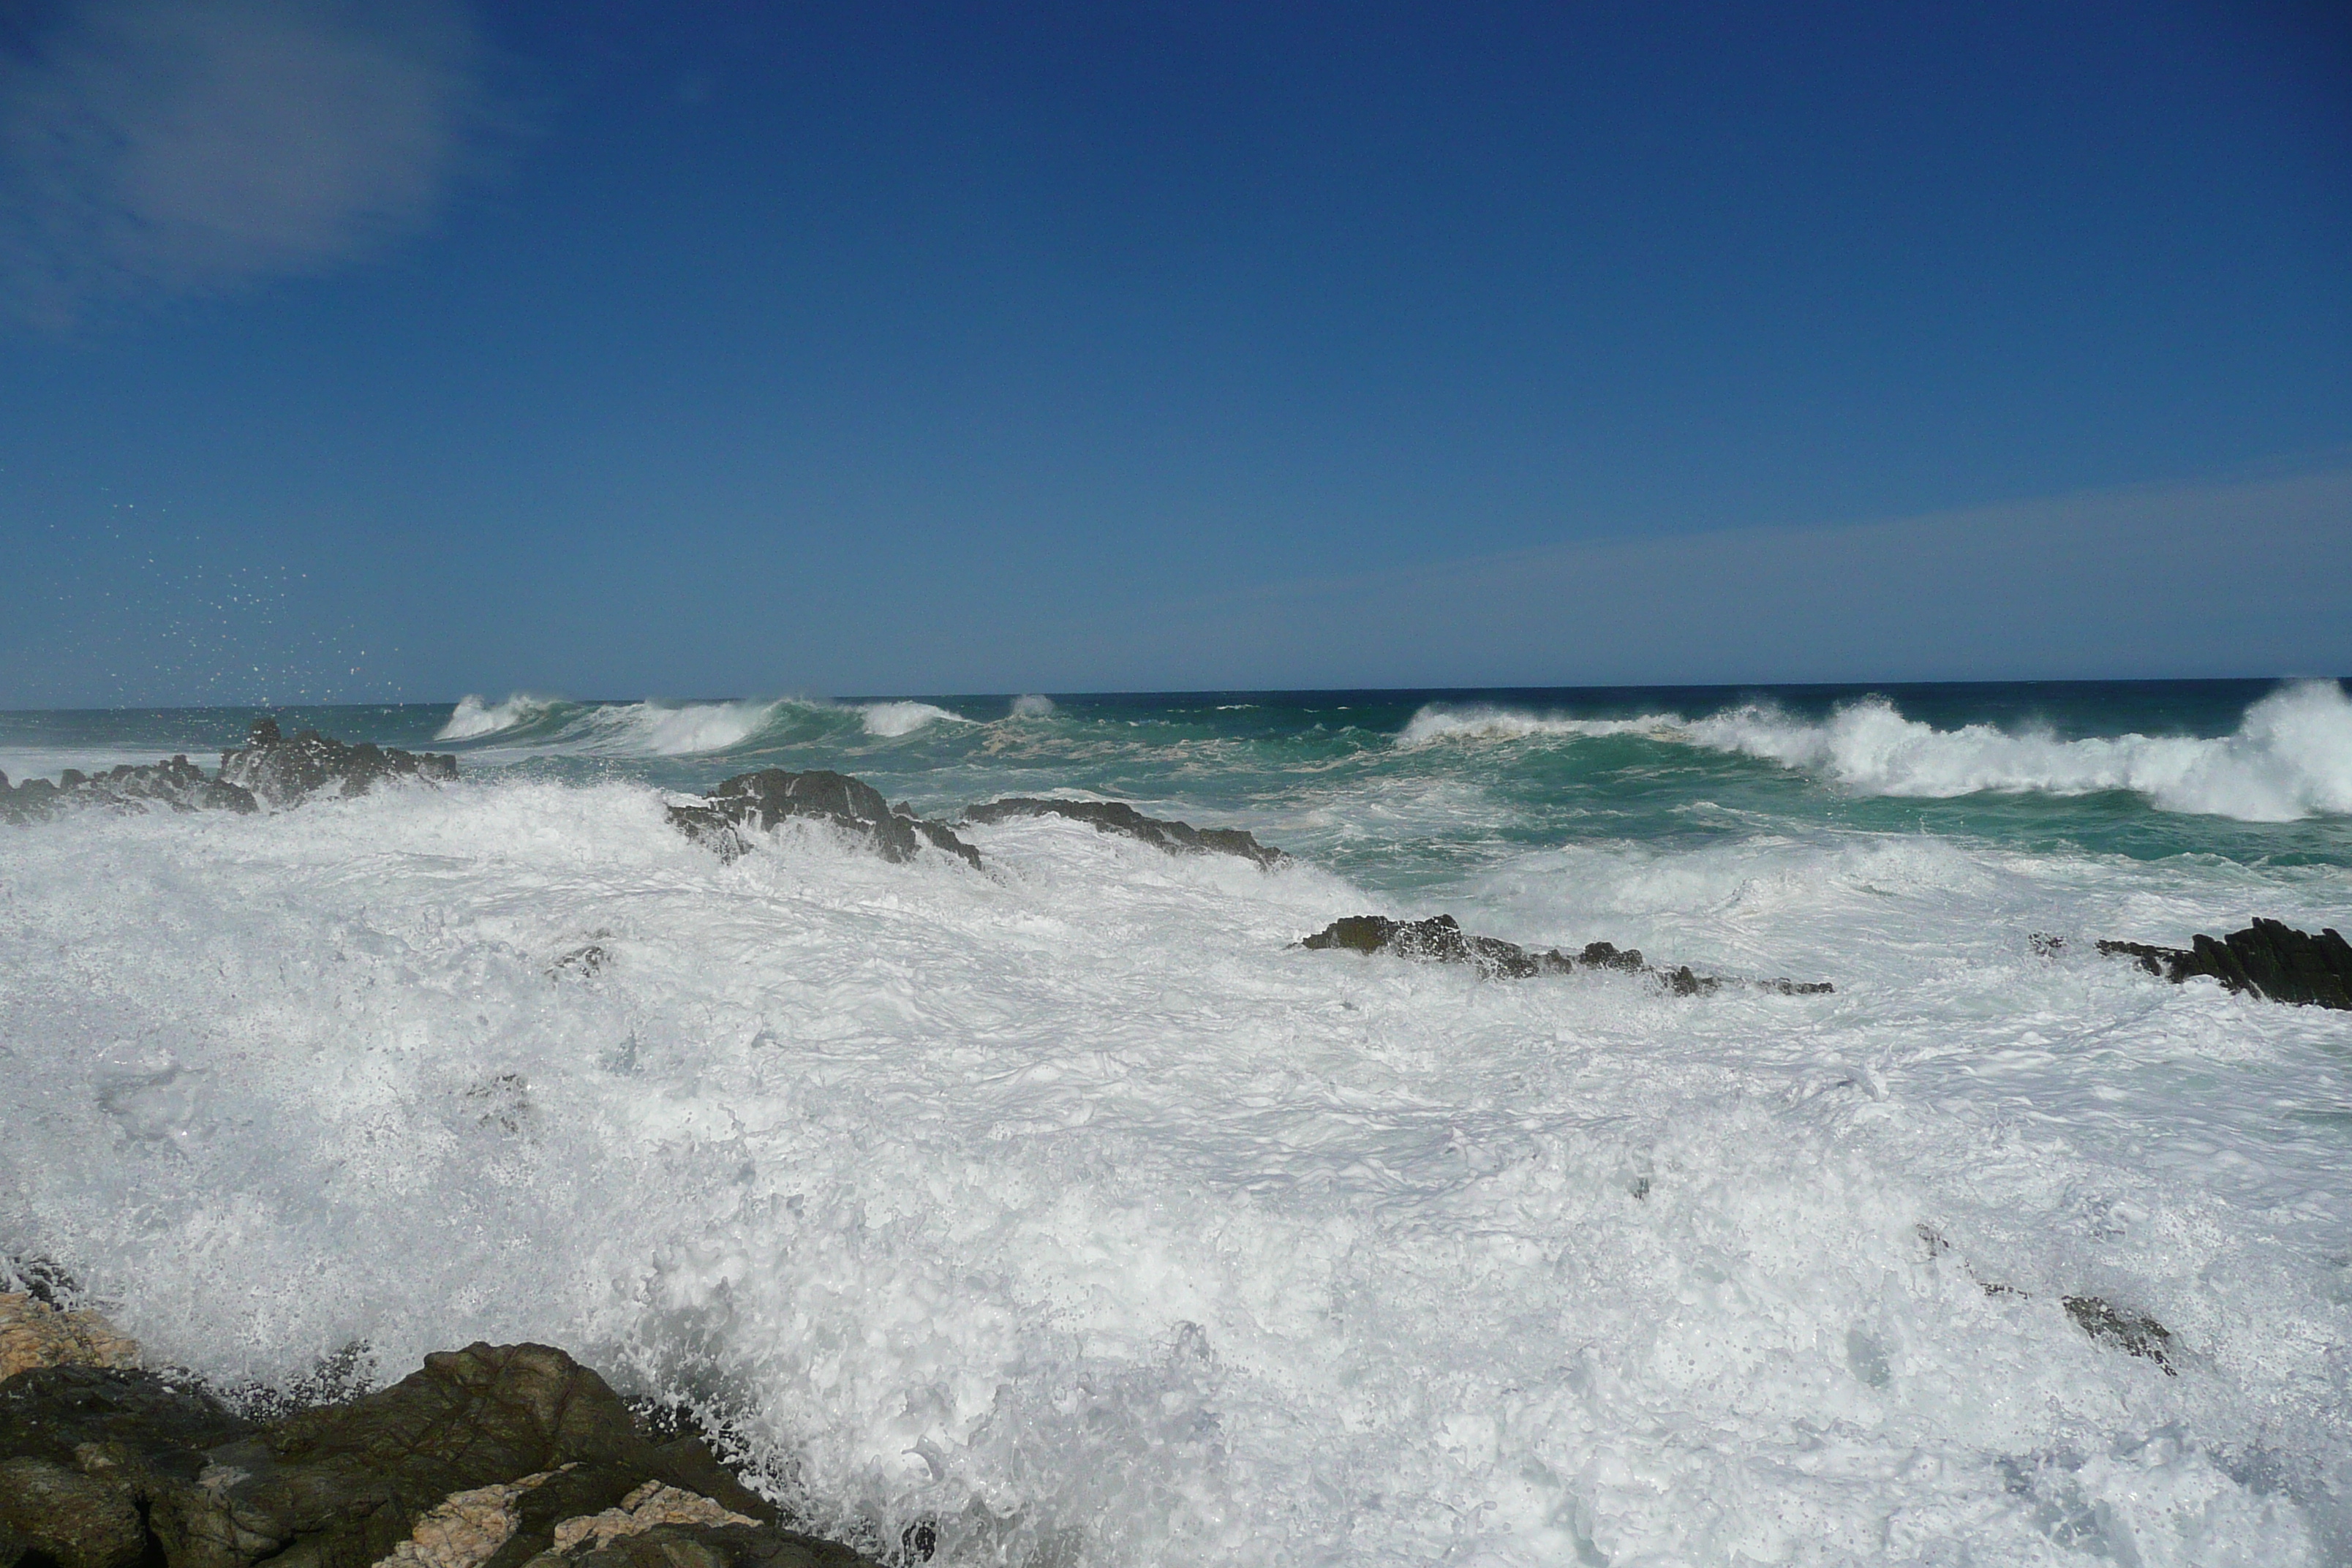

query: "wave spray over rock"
left=4, top=679, right=2351, bottom=1565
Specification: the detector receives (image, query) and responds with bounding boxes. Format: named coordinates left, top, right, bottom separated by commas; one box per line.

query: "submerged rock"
left=1299, top=913, right=1832, bottom=996
left=1914, top=1226, right=2177, bottom=1375
left=960, top=796, right=1288, bottom=868
left=2097, top=918, right=2352, bottom=1010
left=668, top=769, right=980, bottom=870
left=0, top=1342, right=874, bottom=1568
left=218, top=719, right=459, bottom=808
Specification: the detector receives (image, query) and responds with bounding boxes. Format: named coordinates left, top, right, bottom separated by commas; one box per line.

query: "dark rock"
left=566, top=1523, right=868, bottom=1568
left=960, top=797, right=1287, bottom=868
left=2029, top=932, right=2066, bottom=958
left=2097, top=919, right=2352, bottom=1009
left=668, top=771, right=979, bottom=870
left=1298, top=913, right=1832, bottom=995
left=216, top=723, right=457, bottom=809
left=2062, top=1297, right=2175, bottom=1374
left=0, top=757, right=258, bottom=823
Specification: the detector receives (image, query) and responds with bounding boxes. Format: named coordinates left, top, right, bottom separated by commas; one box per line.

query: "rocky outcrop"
left=960, top=797, right=1287, bottom=868
left=1299, top=913, right=1833, bottom=996
left=3, top=722, right=456, bottom=824
left=2097, top=919, right=2352, bottom=1010
left=0, top=1342, right=874, bottom=1568
left=668, top=770, right=980, bottom=870
left=0, top=758, right=257, bottom=823
left=217, top=720, right=459, bottom=809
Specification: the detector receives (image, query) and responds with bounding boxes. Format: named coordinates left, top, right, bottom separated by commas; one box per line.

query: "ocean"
left=4, top=679, right=2349, bottom=1564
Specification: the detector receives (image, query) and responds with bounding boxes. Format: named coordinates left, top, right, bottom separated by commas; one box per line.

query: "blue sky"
left=2, top=1, right=2348, bottom=706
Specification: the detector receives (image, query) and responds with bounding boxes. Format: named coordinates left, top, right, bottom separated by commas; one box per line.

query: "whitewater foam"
left=3, top=779, right=2345, bottom=1564
left=1400, top=680, right=2352, bottom=821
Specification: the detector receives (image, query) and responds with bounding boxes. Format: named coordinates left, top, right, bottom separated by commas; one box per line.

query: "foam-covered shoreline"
left=4, top=703, right=2349, bottom=1564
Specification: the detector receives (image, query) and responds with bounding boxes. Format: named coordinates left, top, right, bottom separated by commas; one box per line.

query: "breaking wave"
left=858, top=701, right=974, bottom=737
left=1395, top=706, right=1676, bottom=746
left=1400, top=681, right=2352, bottom=821
left=437, top=693, right=559, bottom=740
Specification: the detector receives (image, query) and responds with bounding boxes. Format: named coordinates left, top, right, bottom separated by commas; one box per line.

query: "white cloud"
left=1, top=0, right=486, bottom=322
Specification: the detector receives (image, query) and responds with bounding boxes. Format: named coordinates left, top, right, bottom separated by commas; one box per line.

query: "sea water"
left=3, top=679, right=2349, bottom=1566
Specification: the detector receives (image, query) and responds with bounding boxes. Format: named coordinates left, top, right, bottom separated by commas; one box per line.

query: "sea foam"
left=1, top=780, right=2345, bottom=1564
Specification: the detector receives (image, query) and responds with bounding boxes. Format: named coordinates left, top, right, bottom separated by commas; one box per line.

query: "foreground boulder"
left=0, top=1341, right=872, bottom=1568
left=2097, top=919, right=2352, bottom=1010
left=960, top=797, right=1287, bottom=867
left=669, top=770, right=980, bottom=870
left=1300, top=913, right=1833, bottom=996
left=217, top=719, right=459, bottom=809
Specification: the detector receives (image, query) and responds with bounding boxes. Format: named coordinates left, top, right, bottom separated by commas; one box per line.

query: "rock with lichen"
left=0, top=1342, right=877, bottom=1568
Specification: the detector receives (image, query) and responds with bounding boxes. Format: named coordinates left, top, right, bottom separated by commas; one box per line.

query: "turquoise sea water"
left=4, top=679, right=2351, bottom=1564
left=9, top=679, right=2351, bottom=876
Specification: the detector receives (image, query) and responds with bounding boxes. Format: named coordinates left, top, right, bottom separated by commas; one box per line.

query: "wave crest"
left=1395, top=706, right=1678, bottom=746
left=576, top=700, right=783, bottom=755
left=859, top=701, right=973, bottom=737
left=1398, top=681, right=2352, bottom=821
left=437, top=693, right=557, bottom=741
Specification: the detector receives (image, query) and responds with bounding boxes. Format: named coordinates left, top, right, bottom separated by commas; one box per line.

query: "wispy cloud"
left=0, top=0, right=486, bottom=323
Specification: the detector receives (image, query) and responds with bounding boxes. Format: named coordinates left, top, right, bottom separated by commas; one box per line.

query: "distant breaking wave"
left=1400, top=679, right=2352, bottom=821
left=859, top=701, right=974, bottom=737
left=437, top=693, right=559, bottom=740
left=437, top=694, right=981, bottom=756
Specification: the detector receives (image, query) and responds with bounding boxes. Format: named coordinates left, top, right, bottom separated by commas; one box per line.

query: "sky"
left=1, top=0, right=2348, bottom=706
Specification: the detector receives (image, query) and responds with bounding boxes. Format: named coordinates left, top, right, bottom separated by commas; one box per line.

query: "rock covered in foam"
left=2097, top=918, right=2352, bottom=1009
left=668, top=769, right=980, bottom=870
left=218, top=719, right=459, bottom=808
left=1299, top=913, right=1834, bottom=995
left=960, top=797, right=1288, bottom=868
left=0, top=1342, right=875, bottom=1568
left=0, top=757, right=257, bottom=823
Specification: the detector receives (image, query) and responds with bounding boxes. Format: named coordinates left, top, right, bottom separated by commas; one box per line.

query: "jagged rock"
left=960, top=797, right=1287, bottom=868
left=0, top=757, right=257, bottom=823
left=0, top=1343, right=878, bottom=1568
left=1299, top=913, right=1832, bottom=996
left=2097, top=919, right=2352, bottom=1009
left=0, top=1366, right=260, bottom=1568
left=0, top=1292, right=140, bottom=1382
left=668, top=771, right=979, bottom=870
left=216, top=719, right=458, bottom=809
